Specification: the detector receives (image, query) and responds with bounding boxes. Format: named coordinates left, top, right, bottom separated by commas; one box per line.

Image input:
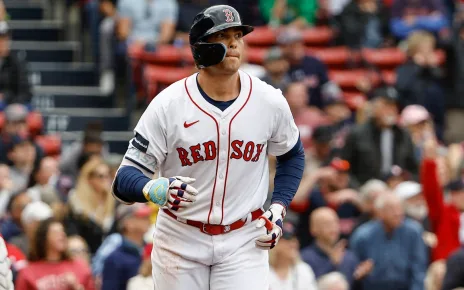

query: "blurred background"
left=0, top=0, right=464, bottom=289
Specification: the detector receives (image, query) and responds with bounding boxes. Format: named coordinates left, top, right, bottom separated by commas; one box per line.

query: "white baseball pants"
left=151, top=210, right=269, bottom=290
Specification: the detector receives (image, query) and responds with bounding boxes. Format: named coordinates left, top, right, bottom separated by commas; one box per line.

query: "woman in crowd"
left=66, top=157, right=115, bottom=254
left=268, top=221, right=318, bottom=290
left=127, top=243, right=154, bottom=290
left=67, top=235, right=91, bottom=267
left=16, top=218, right=94, bottom=289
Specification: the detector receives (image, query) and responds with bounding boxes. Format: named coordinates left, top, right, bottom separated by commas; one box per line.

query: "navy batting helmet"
left=189, top=5, right=254, bottom=69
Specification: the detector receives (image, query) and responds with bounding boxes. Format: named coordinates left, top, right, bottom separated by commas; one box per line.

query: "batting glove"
left=143, top=176, right=198, bottom=211
left=255, top=203, right=286, bottom=250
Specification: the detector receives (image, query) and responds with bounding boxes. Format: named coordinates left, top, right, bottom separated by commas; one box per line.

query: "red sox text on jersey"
left=176, top=140, right=265, bottom=166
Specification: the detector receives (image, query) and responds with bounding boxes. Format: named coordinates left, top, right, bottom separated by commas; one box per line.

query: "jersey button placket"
left=213, top=118, right=228, bottom=223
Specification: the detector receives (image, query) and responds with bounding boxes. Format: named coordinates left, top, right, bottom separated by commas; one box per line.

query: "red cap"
left=330, top=158, right=350, bottom=172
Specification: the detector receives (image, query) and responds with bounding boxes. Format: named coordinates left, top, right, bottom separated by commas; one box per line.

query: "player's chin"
left=221, top=58, right=241, bottom=72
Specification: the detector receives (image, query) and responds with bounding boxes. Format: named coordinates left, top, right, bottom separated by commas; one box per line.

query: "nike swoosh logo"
left=184, top=120, right=199, bottom=128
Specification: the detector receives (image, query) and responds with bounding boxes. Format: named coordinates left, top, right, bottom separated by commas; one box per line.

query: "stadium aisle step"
left=32, top=84, right=113, bottom=109
left=28, top=62, right=97, bottom=86
left=9, top=20, right=63, bottom=41
left=60, top=131, right=133, bottom=155
left=40, top=107, right=130, bottom=133
left=6, top=2, right=45, bottom=20
left=12, top=41, right=79, bottom=62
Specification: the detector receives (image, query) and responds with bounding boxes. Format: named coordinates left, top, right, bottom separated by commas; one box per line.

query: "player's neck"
left=198, top=70, right=240, bottom=102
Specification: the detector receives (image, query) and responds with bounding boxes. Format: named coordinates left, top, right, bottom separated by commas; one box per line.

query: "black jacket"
left=0, top=52, right=32, bottom=105
left=338, top=0, right=389, bottom=49
left=341, top=119, right=418, bottom=185
left=444, top=23, right=464, bottom=109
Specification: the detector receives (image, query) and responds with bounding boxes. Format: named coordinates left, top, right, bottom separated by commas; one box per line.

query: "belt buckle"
left=201, top=224, right=223, bottom=235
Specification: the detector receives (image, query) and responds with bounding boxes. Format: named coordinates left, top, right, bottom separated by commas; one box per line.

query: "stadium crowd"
left=0, top=0, right=463, bottom=289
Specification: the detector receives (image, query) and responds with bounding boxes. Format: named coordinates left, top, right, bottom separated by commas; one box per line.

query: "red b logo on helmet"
left=223, top=9, right=234, bottom=23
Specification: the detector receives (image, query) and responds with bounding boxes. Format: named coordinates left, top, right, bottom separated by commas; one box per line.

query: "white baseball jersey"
left=114, top=70, right=299, bottom=225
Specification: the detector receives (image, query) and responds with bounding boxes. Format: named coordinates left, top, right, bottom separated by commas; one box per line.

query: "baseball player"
left=112, top=5, right=305, bottom=290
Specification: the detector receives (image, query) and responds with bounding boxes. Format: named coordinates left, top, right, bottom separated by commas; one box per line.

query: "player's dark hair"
left=29, top=218, right=70, bottom=262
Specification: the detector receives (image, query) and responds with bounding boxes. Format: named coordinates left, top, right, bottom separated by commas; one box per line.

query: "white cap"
left=21, top=201, right=53, bottom=225
left=394, top=181, right=422, bottom=201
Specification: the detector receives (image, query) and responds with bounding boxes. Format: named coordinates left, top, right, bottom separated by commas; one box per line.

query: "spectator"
left=442, top=247, right=464, bottom=290
left=420, top=139, right=464, bottom=261
left=91, top=232, right=122, bottom=279
left=26, top=156, right=61, bottom=206
left=1, top=191, right=31, bottom=242
left=127, top=243, right=154, bottom=290
left=59, top=122, right=108, bottom=178
left=261, top=47, right=291, bottom=91
left=354, top=179, right=388, bottom=229
left=321, top=86, right=354, bottom=154
left=68, top=235, right=91, bottom=266
left=277, top=27, right=333, bottom=109
left=0, top=236, right=14, bottom=290
left=0, top=104, right=43, bottom=166
left=296, top=159, right=362, bottom=247
left=394, top=181, right=429, bottom=225
left=7, top=136, right=38, bottom=190
left=396, top=31, right=446, bottom=140
left=115, top=0, right=178, bottom=56
left=425, top=259, right=446, bottom=290
left=260, top=0, right=319, bottom=27
left=101, top=203, right=152, bottom=290
left=317, top=272, right=349, bottom=290
left=269, top=220, right=318, bottom=290
left=9, top=201, right=52, bottom=255
left=98, top=0, right=118, bottom=93
left=285, top=81, right=328, bottom=149
left=0, top=164, right=13, bottom=216
left=338, top=0, right=389, bottom=49
left=390, top=0, right=449, bottom=40
left=383, top=165, right=411, bottom=189
left=16, top=218, right=95, bottom=289
left=66, top=157, right=115, bottom=254
left=0, top=21, right=32, bottom=107
left=444, top=22, right=464, bottom=144
left=3, top=237, right=27, bottom=282
left=341, top=87, right=418, bottom=185
left=400, top=104, right=438, bottom=161
left=350, top=193, right=428, bottom=290
left=300, top=207, right=372, bottom=286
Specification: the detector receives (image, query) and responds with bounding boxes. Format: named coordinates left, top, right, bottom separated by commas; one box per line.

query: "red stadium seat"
left=302, top=26, right=334, bottom=46
left=144, top=65, right=195, bottom=86
left=181, top=46, right=195, bottom=65
left=35, top=134, right=61, bottom=156
left=135, top=45, right=183, bottom=65
left=307, top=47, right=350, bottom=68
left=362, top=48, right=406, bottom=68
left=247, top=47, right=268, bottom=65
left=343, top=92, right=367, bottom=110
left=245, top=26, right=276, bottom=46
left=329, top=69, right=381, bottom=91
left=0, top=112, right=4, bottom=131
left=382, top=70, right=397, bottom=85
left=27, top=111, right=43, bottom=137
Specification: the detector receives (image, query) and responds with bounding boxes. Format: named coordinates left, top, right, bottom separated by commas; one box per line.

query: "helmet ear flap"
left=191, top=42, right=227, bottom=69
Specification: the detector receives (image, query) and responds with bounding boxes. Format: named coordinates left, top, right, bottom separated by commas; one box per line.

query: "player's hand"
left=255, top=203, right=286, bottom=250
left=143, top=176, right=198, bottom=211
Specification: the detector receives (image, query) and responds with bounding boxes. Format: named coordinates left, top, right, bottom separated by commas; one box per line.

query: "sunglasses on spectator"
left=90, top=172, right=110, bottom=179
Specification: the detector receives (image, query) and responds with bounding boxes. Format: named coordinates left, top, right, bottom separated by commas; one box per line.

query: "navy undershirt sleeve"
left=114, top=166, right=151, bottom=203
left=271, top=136, right=305, bottom=208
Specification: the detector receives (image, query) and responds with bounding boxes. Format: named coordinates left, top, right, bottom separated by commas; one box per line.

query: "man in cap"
left=101, top=203, right=152, bottom=290
left=341, top=86, right=418, bottom=185
left=277, top=27, right=337, bottom=109
left=0, top=21, right=31, bottom=106
left=112, top=4, right=305, bottom=290
left=261, top=47, right=291, bottom=91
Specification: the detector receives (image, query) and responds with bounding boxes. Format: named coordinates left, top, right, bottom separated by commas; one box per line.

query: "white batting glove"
left=255, top=203, right=286, bottom=250
left=143, top=176, right=198, bottom=211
